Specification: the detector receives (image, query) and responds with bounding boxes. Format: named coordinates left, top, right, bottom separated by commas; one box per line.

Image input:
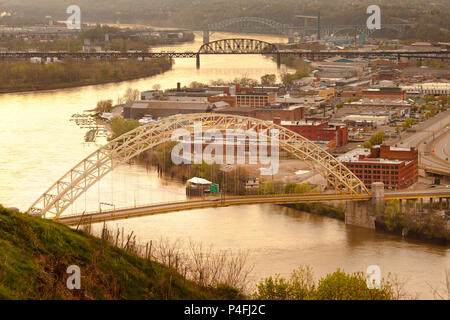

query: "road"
left=397, top=109, right=450, bottom=176
left=430, top=127, right=450, bottom=163
left=56, top=189, right=450, bottom=226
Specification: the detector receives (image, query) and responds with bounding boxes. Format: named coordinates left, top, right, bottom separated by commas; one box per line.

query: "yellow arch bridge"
left=27, top=113, right=450, bottom=228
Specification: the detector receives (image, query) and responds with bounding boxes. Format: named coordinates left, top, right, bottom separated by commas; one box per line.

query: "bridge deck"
left=0, top=50, right=448, bottom=60
left=56, top=190, right=450, bottom=226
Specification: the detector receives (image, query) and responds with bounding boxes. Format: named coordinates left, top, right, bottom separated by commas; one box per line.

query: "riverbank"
left=0, top=58, right=173, bottom=94
left=286, top=201, right=449, bottom=246
left=283, top=202, right=345, bottom=221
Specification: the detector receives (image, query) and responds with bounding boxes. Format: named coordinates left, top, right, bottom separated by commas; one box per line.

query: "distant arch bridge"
left=200, top=16, right=411, bottom=43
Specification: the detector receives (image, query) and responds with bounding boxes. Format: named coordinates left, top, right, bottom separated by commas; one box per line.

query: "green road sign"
left=210, top=184, right=218, bottom=194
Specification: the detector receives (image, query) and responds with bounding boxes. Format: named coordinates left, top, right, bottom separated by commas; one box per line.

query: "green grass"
left=0, top=206, right=242, bottom=300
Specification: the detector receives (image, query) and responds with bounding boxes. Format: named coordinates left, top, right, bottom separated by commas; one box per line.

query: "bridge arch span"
left=207, top=17, right=289, bottom=35
left=28, top=113, right=369, bottom=219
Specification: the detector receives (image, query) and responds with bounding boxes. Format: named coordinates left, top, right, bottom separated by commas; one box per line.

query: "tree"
left=371, top=131, right=385, bottom=145
left=124, top=87, right=140, bottom=102
left=363, top=141, right=372, bottom=148
left=232, top=77, right=257, bottom=86
left=95, top=99, right=113, bottom=113
left=284, top=183, right=297, bottom=194
left=280, top=72, right=295, bottom=85
left=117, top=87, right=140, bottom=104
left=315, top=269, right=395, bottom=300
left=363, top=131, right=385, bottom=148
left=252, top=266, right=315, bottom=300
left=155, top=142, right=178, bottom=173
left=260, top=74, right=277, bottom=85
left=258, top=181, right=278, bottom=195
left=294, top=183, right=311, bottom=194
left=402, top=118, right=414, bottom=130
left=109, top=117, right=140, bottom=140
left=384, top=199, right=403, bottom=231
left=152, top=84, right=161, bottom=91
left=189, top=81, right=206, bottom=88
left=252, top=266, right=397, bottom=300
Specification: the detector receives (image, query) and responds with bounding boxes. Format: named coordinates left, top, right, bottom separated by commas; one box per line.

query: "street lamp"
left=220, top=165, right=234, bottom=204
left=99, top=202, right=115, bottom=216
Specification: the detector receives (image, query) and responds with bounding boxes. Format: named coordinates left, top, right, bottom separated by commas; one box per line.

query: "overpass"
left=57, top=189, right=450, bottom=226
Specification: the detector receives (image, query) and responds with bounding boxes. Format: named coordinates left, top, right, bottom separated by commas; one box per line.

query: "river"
left=0, top=32, right=448, bottom=299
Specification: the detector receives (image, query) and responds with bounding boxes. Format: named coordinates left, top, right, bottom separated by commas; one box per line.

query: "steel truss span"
left=198, top=39, right=278, bottom=54
left=28, top=113, right=369, bottom=219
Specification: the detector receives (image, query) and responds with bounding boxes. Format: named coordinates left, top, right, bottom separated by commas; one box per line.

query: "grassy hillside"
left=0, top=206, right=241, bottom=300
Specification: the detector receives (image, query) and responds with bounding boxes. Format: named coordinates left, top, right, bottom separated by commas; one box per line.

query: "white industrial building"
left=402, top=83, right=450, bottom=96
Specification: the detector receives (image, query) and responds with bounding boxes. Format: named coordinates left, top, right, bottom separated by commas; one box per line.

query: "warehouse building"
left=123, top=100, right=214, bottom=119
left=272, top=118, right=348, bottom=147
left=338, top=145, right=418, bottom=190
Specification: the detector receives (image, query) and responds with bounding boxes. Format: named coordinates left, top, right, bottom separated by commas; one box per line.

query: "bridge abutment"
left=345, top=182, right=385, bottom=229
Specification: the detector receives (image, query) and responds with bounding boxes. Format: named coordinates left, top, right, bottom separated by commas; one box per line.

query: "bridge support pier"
left=203, top=31, right=210, bottom=45
left=196, top=54, right=200, bottom=69
left=276, top=53, right=281, bottom=69
left=345, top=182, right=384, bottom=229
left=429, top=198, right=433, bottom=213
left=287, top=29, right=295, bottom=44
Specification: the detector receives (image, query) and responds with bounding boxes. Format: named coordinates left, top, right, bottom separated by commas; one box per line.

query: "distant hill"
left=0, top=206, right=240, bottom=299
left=1, top=0, right=449, bottom=41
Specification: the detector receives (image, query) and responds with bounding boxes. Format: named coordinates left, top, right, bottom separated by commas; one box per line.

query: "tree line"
left=0, top=58, right=172, bottom=93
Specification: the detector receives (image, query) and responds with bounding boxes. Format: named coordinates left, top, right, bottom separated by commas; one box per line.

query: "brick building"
left=362, top=88, right=407, bottom=101
left=273, top=118, right=348, bottom=147
left=251, top=106, right=305, bottom=121
left=208, top=95, right=237, bottom=107
left=213, top=105, right=306, bottom=121
left=123, top=100, right=213, bottom=119
left=338, top=145, right=418, bottom=190
left=236, top=92, right=276, bottom=107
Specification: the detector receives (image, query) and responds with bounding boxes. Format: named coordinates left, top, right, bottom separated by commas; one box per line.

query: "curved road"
left=397, top=110, right=450, bottom=175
